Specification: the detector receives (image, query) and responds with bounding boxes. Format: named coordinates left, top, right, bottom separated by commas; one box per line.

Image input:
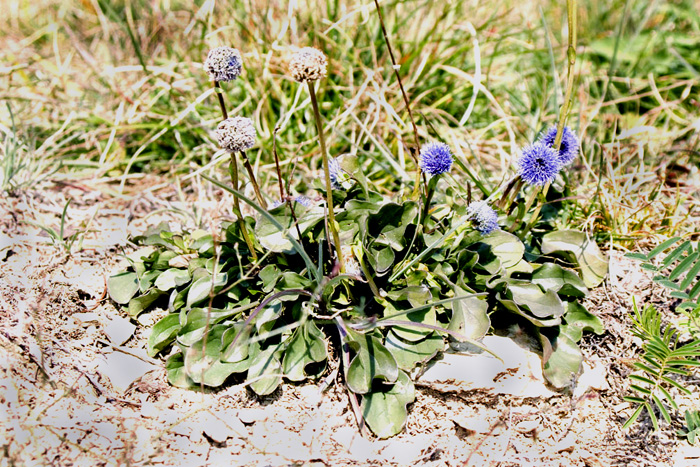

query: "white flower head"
left=215, top=116, right=256, bottom=152
left=289, top=47, right=328, bottom=82
left=205, top=47, right=243, bottom=82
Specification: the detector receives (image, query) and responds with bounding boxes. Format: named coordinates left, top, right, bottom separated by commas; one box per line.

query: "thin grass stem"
left=240, top=150, right=267, bottom=209
left=229, top=152, right=257, bottom=260
left=308, top=82, right=344, bottom=272
left=372, top=0, right=426, bottom=197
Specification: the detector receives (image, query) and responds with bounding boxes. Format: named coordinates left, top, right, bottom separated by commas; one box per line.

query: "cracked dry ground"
left=2, top=178, right=700, bottom=466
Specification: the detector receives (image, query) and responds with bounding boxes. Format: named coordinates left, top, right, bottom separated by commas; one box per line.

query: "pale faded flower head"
left=205, top=46, right=243, bottom=82
left=215, top=117, right=256, bottom=152
left=289, top=47, right=328, bottom=82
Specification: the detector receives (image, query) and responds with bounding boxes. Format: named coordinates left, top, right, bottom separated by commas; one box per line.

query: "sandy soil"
left=2, top=178, right=700, bottom=466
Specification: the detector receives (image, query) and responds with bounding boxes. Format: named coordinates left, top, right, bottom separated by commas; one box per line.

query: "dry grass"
left=1, top=0, right=699, bottom=241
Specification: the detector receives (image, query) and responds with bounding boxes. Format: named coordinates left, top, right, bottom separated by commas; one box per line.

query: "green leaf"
left=186, top=272, right=227, bottom=308
left=361, top=370, right=415, bottom=439
left=184, top=325, right=248, bottom=386
left=148, top=313, right=181, bottom=357
left=625, top=252, right=649, bottom=261
left=622, top=405, right=645, bottom=430
left=259, top=264, right=281, bottom=293
left=127, top=289, right=164, bottom=317
left=540, top=332, right=583, bottom=389
left=177, top=307, right=243, bottom=346
left=221, top=323, right=252, bottom=363
left=255, top=301, right=283, bottom=335
left=541, top=230, right=608, bottom=288
left=561, top=301, right=604, bottom=342
left=254, top=203, right=324, bottom=253
left=506, top=280, right=566, bottom=319
left=282, top=320, right=328, bottom=381
left=108, top=271, right=139, bottom=305
left=447, top=290, right=490, bottom=342
left=383, top=288, right=437, bottom=342
left=646, top=236, right=682, bottom=259
left=532, top=263, right=588, bottom=298
left=248, top=347, right=282, bottom=396
left=477, top=230, right=525, bottom=270
left=154, top=268, right=191, bottom=292
left=346, top=330, right=399, bottom=394
left=165, top=352, right=196, bottom=389
left=384, top=330, right=444, bottom=371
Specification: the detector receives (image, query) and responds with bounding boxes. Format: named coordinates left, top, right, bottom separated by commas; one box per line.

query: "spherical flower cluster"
left=215, top=116, right=256, bottom=152
left=205, top=47, right=243, bottom=82
left=517, top=142, right=561, bottom=186
left=289, top=47, right=328, bottom=82
left=419, top=142, right=453, bottom=176
left=539, top=126, right=579, bottom=166
left=467, top=201, right=499, bottom=235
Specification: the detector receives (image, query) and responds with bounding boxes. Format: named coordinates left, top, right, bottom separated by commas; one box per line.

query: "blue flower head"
left=329, top=157, right=342, bottom=189
left=539, top=126, right=579, bottom=166
left=517, top=142, right=562, bottom=186
left=467, top=201, right=499, bottom=235
left=269, top=196, right=313, bottom=210
left=294, top=195, right=313, bottom=207
left=419, top=142, right=453, bottom=176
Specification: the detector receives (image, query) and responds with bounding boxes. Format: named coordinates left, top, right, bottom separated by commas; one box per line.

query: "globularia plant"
left=108, top=4, right=607, bottom=439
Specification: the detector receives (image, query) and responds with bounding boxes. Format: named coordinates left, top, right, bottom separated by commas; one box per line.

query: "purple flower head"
left=419, top=142, right=453, bottom=176
left=539, top=126, right=579, bottom=166
left=517, top=142, right=562, bottom=186
left=294, top=195, right=313, bottom=207
left=329, top=157, right=342, bottom=189
left=467, top=201, right=499, bottom=235
left=269, top=196, right=314, bottom=210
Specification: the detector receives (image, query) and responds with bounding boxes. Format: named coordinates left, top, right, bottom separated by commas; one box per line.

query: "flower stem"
left=214, top=81, right=228, bottom=120
left=239, top=150, right=267, bottom=209
left=521, top=0, right=576, bottom=236
left=553, top=0, right=577, bottom=149
left=372, top=0, right=426, bottom=197
left=307, top=82, right=344, bottom=272
left=272, top=127, right=286, bottom=200
left=229, top=152, right=257, bottom=260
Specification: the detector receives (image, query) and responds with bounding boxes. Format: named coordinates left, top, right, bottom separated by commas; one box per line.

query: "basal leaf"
left=540, top=332, right=583, bottom=389
left=448, top=289, right=490, bottom=342
left=154, top=268, right=191, bottom=292
left=248, top=347, right=282, bottom=396
left=184, top=325, right=248, bottom=387
left=282, top=320, right=328, bottom=381
left=506, top=280, right=566, bottom=319
left=384, top=330, right=444, bottom=371
left=532, top=263, right=588, bottom=298
left=165, top=352, right=196, bottom=389
left=346, top=330, right=399, bottom=394
left=477, top=230, right=525, bottom=269
left=361, top=370, right=415, bottom=439
left=108, top=271, right=139, bottom=305
left=541, top=230, right=608, bottom=288
left=148, top=313, right=181, bottom=357
left=127, top=289, right=164, bottom=317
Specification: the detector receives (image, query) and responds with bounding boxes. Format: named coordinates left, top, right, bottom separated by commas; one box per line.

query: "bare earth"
left=2, top=178, right=700, bottom=467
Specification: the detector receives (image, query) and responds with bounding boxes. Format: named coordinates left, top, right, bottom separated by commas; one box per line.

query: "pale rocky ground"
left=2, top=177, right=700, bottom=466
